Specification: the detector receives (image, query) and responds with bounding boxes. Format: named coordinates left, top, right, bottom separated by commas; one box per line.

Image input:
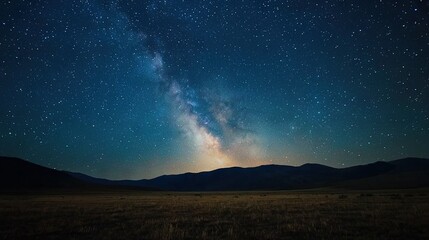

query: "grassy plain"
left=1, top=189, right=429, bottom=239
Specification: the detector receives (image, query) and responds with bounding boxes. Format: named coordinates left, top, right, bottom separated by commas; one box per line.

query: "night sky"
left=1, top=0, right=428, bottom=179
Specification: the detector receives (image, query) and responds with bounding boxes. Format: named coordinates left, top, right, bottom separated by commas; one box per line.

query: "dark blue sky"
left=1, top=0, right=428, bottom=179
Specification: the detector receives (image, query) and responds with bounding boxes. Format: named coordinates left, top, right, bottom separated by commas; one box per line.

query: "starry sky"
left=1, top=0, right=428, bottom=179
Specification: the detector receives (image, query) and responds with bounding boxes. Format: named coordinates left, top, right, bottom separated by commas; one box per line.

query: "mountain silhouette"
left=0, top=156, right=85, bottom=191
left=69, top=157, right=429, bottom=191
left=335, top=157, right=429, bottom=189
left=2, top=156, right=429, bottom=191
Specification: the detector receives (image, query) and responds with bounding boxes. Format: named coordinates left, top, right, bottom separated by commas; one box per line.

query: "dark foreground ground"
left=1, top=189, right=429, bottom=240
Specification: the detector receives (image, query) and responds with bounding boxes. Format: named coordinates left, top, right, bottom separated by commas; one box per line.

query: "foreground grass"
left=1, top=189, right=428, bottom=239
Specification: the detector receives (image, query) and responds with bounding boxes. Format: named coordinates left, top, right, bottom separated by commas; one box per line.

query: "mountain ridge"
left=68, top=157, right=429, bottom=191
left=1, top=156, right=429, bottom=191
left=0, top=156, right=85, bottom=190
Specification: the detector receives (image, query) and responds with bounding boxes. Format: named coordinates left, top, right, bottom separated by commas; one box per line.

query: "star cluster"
left=1, top=0, right=428, bottom=179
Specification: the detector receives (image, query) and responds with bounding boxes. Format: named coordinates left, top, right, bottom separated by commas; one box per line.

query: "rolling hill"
left=1, top=156, right=429, bottom=191
left=0, top=156, right=85, bottom=190
left=69, top=157, right=429, bottom=191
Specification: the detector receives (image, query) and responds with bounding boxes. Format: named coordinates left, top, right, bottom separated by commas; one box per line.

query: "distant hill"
left=0, top=156, right=85, bottom=191
left=128, top=161, right=397, bottom=191
left=2, top=156, right=429, bottom=191
left=335, top=157, right=429, bottom=189
left=68, top=157, right=429, bottom=191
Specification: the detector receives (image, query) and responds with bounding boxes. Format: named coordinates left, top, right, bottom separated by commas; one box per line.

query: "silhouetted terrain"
left=2, top=156, right=429, bottom=191
left=139, top=158, right=429, bottom=190
left=128, top=162, right=396, bottom=191
left=71, top=157, right=429, bottom=191
left=337, top=158, right=429, bottom=189
left=0, top=156, right=85, bottom=191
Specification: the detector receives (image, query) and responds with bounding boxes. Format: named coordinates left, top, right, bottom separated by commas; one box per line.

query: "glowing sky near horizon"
left=0, top=0, right=428, bottom=179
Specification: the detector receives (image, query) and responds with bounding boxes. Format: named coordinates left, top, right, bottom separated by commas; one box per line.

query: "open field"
left=1, top=189, right=429, bottom=240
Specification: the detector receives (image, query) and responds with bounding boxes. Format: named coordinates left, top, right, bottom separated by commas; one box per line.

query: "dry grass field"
left=1, top=190, right=429, bottom=240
